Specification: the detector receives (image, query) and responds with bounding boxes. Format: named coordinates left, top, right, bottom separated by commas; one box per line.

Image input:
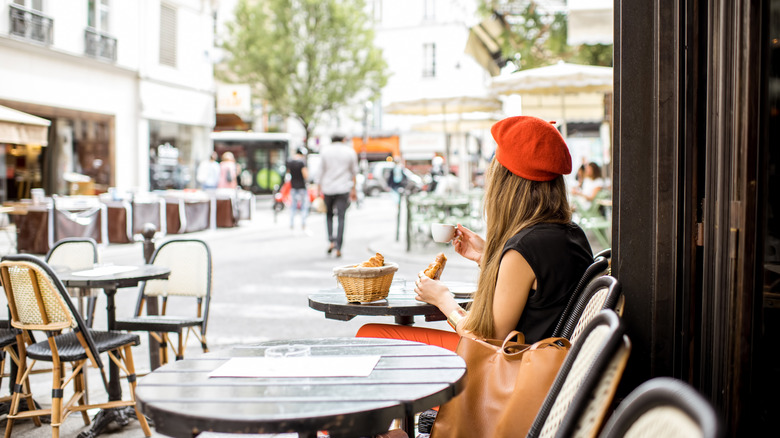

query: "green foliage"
left=478, top=0, right=613, bottom=71
left=219, top=0, right=389, bottom=141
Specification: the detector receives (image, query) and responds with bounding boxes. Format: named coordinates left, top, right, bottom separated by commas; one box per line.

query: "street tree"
left=220, top=0, right=389, bottom=146
left=478, top=0, right=612, bottom=70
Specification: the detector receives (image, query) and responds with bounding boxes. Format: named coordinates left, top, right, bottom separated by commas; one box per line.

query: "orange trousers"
left=355, top=323, right=461, bottom=352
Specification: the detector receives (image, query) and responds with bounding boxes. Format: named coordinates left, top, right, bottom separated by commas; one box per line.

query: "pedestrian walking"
left=286, top=147, right=310, bottom=230
left=316, top=133, right=358, bottom=258
left=196, top=151, right=221, bottom=190
left=218, top=151, right=239, bottom=189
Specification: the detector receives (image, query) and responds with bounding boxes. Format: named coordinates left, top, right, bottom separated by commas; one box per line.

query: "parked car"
left=363, top=161, right=423, bottom=196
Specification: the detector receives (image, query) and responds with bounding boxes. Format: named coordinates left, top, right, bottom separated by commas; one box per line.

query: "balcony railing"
left=9, top=4, right=53, bottom=45
left=84, top=28, right=117, bottom=62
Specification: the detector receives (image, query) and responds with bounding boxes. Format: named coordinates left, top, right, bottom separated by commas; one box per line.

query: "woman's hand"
left=414, top=272, right=455, bottom=310
left=452, top=224, right=484, bottom=265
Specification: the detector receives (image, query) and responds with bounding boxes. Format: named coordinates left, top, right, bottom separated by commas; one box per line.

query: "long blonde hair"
left=461, top=159, right=572, bottom=338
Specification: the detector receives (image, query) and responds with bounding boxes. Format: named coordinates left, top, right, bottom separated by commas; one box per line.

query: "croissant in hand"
left=423, top=253, right=447, bottom=280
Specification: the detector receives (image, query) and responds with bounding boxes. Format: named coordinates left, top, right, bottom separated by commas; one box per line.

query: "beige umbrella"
left=385, top=96, right=502, bottom=179
left=491, top=61, right=613, bottom=137
left=0, top=104, right=50, bottom=145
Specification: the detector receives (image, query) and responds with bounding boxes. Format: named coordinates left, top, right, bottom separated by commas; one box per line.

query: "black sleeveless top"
left=502, top=222, right=593, bottom=343
left=287, top=158, right=307, bottom=189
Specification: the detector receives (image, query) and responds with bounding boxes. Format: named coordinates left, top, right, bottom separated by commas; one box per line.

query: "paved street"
left=3, top=193, right=482, bottom=437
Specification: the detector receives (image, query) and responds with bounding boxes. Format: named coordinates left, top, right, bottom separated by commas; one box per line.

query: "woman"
left=357, top=116, right=593, bottom=347
left=571, top=162, right=605, bottom=211
left=218, top=151, right=239, bottom=189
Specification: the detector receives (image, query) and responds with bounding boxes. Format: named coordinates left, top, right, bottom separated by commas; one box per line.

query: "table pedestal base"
left=77, top=406, right=146, bottom=438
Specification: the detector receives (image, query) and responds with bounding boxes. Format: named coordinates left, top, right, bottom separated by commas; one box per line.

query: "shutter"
left=159, top=4, right=177, bottom=67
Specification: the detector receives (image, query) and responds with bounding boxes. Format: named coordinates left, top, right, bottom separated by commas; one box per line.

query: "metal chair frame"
left=114, top=238, right=212, bottom=365
left=598, top=377, right=723, bottom=438
left=528, top=310, right=631, bottom=438
left=0, top=254, right=150, bottom=438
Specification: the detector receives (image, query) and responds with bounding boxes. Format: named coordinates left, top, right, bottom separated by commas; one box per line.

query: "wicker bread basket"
left=333, top=262, right=399, bottom=302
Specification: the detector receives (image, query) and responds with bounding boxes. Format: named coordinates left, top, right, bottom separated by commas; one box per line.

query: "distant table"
left=135, top=337, right=467, bottom=438
left=55, top=264, right=171, bottom=438
left=308, top=281, right=474, bottom=325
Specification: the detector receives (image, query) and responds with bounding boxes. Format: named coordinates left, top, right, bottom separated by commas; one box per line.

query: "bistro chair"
left=0, top=254, right=151, bottom=438
left=560, top=275, right=623, bottom=344
left=552, top=253, right=611, bottom=338
left=598, top=377, right=723, bottom=438
left=527, top=310, right=631, bottom=438
left=114, top=238, right=212, bottom=365
left=45, top=237, right=100, bottom=327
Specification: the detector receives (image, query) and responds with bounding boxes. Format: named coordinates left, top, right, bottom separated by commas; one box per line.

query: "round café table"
left=55, top=264, right=171, bottom=438
left=308, top=281, right=475, bottom=325
left=135, top=337, right=467, bottom=438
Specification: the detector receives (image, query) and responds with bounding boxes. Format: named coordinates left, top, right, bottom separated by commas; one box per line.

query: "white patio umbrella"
left=490, top=61, right=613, bottom=137
left=385, top=95, right=502, bottom=181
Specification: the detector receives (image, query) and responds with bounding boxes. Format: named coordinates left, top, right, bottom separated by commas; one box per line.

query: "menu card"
left=209, top=355, right=381, bottom=378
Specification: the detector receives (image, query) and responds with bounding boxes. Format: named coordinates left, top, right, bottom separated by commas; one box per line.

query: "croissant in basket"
left=423, top=253, right=447, bottom=280
left=357, top=253, right=385, bottom=268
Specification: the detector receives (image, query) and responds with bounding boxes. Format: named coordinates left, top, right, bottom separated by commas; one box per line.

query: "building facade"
left=0, top=0, right=216, bottom=199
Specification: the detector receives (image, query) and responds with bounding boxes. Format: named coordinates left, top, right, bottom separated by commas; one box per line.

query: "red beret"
left=491, top=116, right=572, bottom=181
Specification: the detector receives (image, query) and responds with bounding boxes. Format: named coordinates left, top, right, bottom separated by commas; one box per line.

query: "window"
left=159, top=4, right=178, bottom=67
left=88, top=0, right=110, bottom=33
left=423, top=0, right=435, bottom=21
left=422, top=43, right=436, bottom=77
left=10, top=0, right=52, bottom=45
left=370, top=0, right=382, bottom=22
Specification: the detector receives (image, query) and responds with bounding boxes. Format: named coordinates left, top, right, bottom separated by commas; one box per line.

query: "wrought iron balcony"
left=84, top=28, right=117, bottom=61
left=9, top=4, right=53, bottom=45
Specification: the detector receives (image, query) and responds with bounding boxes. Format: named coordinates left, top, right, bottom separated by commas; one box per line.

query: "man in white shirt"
left=316, top=133, right=358, bottom=258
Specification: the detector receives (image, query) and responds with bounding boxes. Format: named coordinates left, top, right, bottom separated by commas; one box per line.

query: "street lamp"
left=361, top=101, right=373, bottom=173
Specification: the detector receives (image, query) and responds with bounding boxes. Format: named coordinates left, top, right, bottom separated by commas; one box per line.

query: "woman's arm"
left=491, top=249, right=534, bottom=339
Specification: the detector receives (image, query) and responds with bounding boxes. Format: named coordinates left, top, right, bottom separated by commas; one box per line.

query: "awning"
left=567, top=0, right=613, bottom=45
left=0, top=104, right=50, bottom=145
left=464, top=15, right=508, bottom=77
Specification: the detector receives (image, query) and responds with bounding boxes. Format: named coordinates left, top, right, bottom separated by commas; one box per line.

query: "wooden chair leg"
left=123, top=345, right=152, bottom=437
left=73, top=362, right=90, bottom=425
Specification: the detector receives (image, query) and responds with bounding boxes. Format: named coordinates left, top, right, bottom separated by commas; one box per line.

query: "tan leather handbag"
left=431, top=332, right=570, bottom=438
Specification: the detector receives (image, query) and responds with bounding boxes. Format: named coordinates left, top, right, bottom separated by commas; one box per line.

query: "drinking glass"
left=264, top=344, right=311, bottom=358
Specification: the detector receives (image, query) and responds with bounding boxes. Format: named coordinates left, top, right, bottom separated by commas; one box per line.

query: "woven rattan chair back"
left=143, top=239, right=211, bottom=299
left=1, top=260, right=76, bottom=331
left=598, top=377, right=723, bottom=438
left=45, top=237, right=99, bottom=270
left=0, top=254, right=151, bottom=438
left=528, top=310, right=628, bottom=438
left=45, top=237, right=100, bottom=327
left=552, top=254, right=611, bottom=337
left=562, top=276, right=622, bottom=343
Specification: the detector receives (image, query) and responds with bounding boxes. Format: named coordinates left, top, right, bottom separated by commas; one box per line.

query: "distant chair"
left=573, top=190, right=612, bottom=249
left=552, top=253, right=611, bottom=338
left=114, top=239, right=212, bottom=365
left=45, top=237, right=100, bottom=327
left=560, top=275, right=623, bottom=344
left=527, top=310, right=631, bottom=438
left=598, top=377, right=723, bottom=438
left=0, top=254, right=151, bottom=438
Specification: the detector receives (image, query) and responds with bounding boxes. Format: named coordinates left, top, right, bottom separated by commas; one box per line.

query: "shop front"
left=614, top=0, right=776, bottom=434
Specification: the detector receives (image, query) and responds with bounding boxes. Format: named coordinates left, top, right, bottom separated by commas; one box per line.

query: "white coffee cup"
left=431, top=223, right=456, bottom=243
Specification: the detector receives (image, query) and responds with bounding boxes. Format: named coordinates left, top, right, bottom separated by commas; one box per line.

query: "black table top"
left=54, top=264, right=171, bottom=289
left=308, top=281, right=474, bottom=324
left=135, top=337, right=467, bottom=438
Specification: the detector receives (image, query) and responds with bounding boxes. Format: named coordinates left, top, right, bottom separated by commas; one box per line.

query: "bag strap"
left=530, top=337, right=571, bottom=350
left=500, top=330, right=525, bottom=350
